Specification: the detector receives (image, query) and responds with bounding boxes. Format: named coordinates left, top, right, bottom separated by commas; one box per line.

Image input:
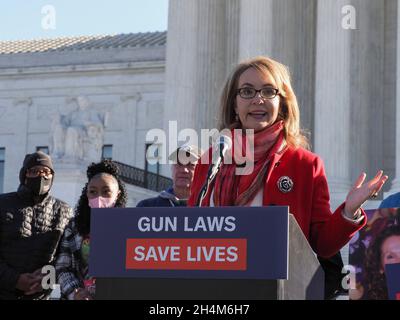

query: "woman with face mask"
left=55, top=160, right=127, bottom=300
left=364, top=224, right=400, bottom=299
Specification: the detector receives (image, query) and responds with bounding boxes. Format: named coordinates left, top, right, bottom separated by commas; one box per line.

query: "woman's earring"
left=235, top=114, right=239, bottom=122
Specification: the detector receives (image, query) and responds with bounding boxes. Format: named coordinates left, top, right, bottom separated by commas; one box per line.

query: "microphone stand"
left=196, top=152, right=223, bottom=207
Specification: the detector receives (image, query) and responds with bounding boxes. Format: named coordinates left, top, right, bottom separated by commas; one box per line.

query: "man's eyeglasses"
left=237, top=87, right=279, bottom=100
left=26, top=167, right=53, bottom=177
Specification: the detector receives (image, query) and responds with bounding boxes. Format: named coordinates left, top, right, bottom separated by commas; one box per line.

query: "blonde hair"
left=218, top=56, right=309, bottom=149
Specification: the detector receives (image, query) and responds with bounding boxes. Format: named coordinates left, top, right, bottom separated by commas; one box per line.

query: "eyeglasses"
left=237, top=87, right=279, bottom=100
left=26, top=167, right=53, bottom=177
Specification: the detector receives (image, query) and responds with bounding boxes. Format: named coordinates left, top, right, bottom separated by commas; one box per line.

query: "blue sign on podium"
left=89, top=206, right=289, bottom=280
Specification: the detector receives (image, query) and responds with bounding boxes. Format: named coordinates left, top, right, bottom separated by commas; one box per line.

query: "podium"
left=90, top=207, right=324, bottom=300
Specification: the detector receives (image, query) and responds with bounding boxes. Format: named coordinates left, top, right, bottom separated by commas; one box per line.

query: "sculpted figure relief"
left=50, top=96, right=106, bottom=162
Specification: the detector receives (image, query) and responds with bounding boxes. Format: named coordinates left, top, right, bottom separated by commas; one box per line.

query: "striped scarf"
left=213, top=121, right=285, bottom=206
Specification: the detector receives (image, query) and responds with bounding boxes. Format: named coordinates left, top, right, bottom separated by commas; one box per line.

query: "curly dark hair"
left=364, top=224, right=400, bottom=299
left=75, top=159, right=128, bottom=236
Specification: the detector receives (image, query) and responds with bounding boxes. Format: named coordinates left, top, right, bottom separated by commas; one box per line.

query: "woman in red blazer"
left=188, top=56, right=387, bottom=259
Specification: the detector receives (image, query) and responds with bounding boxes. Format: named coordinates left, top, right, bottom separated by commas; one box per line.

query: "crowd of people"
left=0, top=56, right=397, bottom=300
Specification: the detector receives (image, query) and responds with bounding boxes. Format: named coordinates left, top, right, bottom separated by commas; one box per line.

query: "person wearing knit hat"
left=18, top=151, right=55, bottom=197
left=0, top=151, right=73, bottom=300
left=137, top=144, right=202, bottom=207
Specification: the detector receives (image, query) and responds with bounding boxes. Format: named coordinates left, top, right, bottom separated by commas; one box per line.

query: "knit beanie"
left=19, top=151, right=54, bottom=184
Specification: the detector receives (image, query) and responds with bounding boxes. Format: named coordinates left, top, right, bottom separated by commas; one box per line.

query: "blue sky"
left=0, top=0, right=169, bottom=41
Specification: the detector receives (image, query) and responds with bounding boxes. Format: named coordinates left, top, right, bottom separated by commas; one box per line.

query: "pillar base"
left=51, top=161, right=88, bottom=207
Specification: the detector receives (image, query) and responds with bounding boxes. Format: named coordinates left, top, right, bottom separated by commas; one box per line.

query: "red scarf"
left=213, top=121, right=285, bottom=206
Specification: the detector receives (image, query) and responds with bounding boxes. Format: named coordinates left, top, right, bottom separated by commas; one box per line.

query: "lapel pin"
left=277, top=176, right=294, bottom=193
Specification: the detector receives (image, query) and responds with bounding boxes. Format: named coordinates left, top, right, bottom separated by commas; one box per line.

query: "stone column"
left=119, top=93, right=141, bottom=165
left=164, top=0, right=227, bottom=157
left=390, top=0, right=400, bottom=193
left=164, top=0, right=198, bottom=133
left=194, top=0, right=227, bottom=131
left=225, top=0, right=241, bottom=70
left=382, top=0, right=398, bottom=197
left=238, top=0, right=274, bottom=60
left=3, top=98, right=31, bottom=192
left=349, top=0, right=385, bottom=196
left=271, top=0, right=316, bottom=139
left=238, top=0, right=316, bottom=134
left=314, top=0, right=353, bottom=208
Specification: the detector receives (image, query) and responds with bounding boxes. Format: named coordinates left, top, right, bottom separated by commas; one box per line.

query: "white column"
left=164, top=0, right=228, bottom=153
left=271, top=0, right=316, bottom=136
left=391, top=0, right=400, bottom=193
left=238, top=0, right=274, bottom=60
left=164, top=0, right=198, bottom=133
left=120, top=93, right=141, bottom=165
left=3, top=98, right=31, bottom=192
left=382, top=0, right=398, bottom=197
left=314, top=0, right=352, bottom=208
left=225, top=0, right=240, bottom=69
left=238, top=0, right=316, bottom=133
left=194, top=0, right=227, bottom=131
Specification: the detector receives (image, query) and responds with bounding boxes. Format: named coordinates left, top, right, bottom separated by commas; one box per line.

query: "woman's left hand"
left=344, top=170, right=388, bottom=218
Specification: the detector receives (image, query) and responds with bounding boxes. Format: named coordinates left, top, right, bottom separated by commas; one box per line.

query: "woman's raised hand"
left=344, top=171, right=388, bottom=218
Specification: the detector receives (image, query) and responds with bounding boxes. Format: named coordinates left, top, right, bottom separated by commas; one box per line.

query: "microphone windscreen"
left=218, top=134, right=232, bottom=150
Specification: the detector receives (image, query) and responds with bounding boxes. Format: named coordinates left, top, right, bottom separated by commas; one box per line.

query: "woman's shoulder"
left=284, top=145, right=322, bottom=163
left=283, top=146, right=327, bottom=177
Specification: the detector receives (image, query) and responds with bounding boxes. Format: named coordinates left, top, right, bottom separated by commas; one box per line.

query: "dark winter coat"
left=0, top=185, right=72, bottom=299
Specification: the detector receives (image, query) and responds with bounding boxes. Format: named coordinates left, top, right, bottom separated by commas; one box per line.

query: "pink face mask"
left=88, top=196, right=117, bottom=208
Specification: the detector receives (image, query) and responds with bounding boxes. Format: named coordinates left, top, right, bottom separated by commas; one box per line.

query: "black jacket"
left=136, top=188, right=187, bottom=207
left=318, top=252, right=347, bottom=299
left=0, top=185, right=72, bottom=299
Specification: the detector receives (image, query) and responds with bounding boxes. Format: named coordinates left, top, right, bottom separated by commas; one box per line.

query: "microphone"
left=209, top=135, right=232, bottom=181
left=217, top=135, right=232, bottom=157
left=196, top=135, right=232, bottom=206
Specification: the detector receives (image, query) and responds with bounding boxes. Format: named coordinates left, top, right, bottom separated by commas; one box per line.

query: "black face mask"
left=25, top=176, right=52, bottom=196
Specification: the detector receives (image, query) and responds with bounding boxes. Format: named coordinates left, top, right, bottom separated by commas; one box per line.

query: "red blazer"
left=188, top=146, right=366, bottom=258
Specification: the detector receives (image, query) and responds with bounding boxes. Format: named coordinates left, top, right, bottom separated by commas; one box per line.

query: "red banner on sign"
left=126, top=238, right=247, bottom=270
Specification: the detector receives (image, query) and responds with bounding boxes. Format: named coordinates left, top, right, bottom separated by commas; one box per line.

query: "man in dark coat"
left=0, top=151, right=73, bottom=299
left=137, top=144, right=201, bottom=207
